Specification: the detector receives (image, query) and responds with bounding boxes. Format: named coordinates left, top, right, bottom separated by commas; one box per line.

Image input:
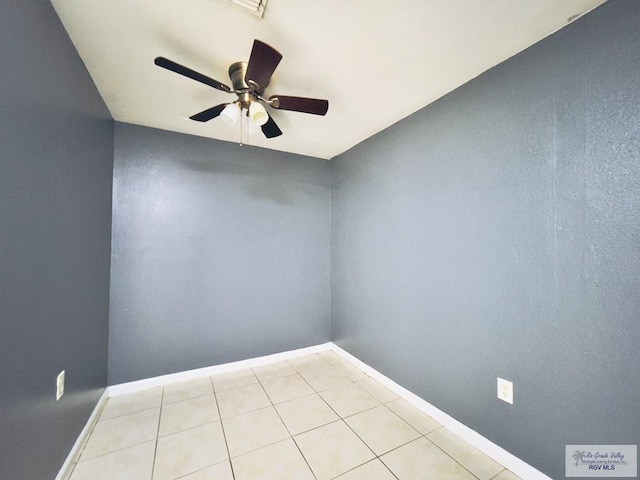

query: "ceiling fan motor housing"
left=228, top=61, right=263, bottom=109
left=228, top=61, right=250, bottom=91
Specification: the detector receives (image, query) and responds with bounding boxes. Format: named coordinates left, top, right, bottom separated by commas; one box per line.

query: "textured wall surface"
left=0, top=2, right=114, bottom=479
left=109, top=124, right=331, bottom=384
left=331, top=1, right=640, bottom=478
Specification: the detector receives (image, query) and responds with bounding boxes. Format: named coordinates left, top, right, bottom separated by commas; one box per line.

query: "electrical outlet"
left=56, top=370, right=65, bottom=401
left=497, top=377, right=513, bottom=404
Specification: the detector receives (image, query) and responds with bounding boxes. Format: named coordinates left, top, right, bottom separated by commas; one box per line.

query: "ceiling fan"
left=154, top=40, right=329, bottom=139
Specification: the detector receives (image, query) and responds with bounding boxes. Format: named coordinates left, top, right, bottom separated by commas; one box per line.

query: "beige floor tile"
left=332, top=361, right=369, bottom=381
left=357, top=378, right=399, bottom=403
left=232, top=438, right=314, bottom=480
left=68, top=355, right=518, bottom=479
left=101, top=387, right=162, bottom=420
left=319, top=383, right=380, bottom=418
left=216, top=383, right=271, bottom=418
left=163, top=377, right=213, bottom=404
left=334, top=459, right=398, bottom=480
left=70, top=441, right=154, bottom=480
left=153, top=422, right=227, bottom=480
left=386, top=398, right=441, bottom=434
left=223, top=406, right=290, bottom=457
left=252, top=361, right=297, bottom=382
left=345, top=405, right=420, bottom=455
left=261, top=373, right=314, bottom=404
left=177, top=460, right=234, bottom=479
left=80, top=407, right=159, bottom=460
left=381, top=437, right=476, bottom=480
left=275, top=394, right=340, bottom=435
left=427, top=427, right=504, bottom=480
left=159, top=393, right=219, bottom=437
left=211, top=369, right=258, bottom=392
left=492, top=469, right=522, bottom=480
left=294, top=420, right=375, bottom=480
left=300, top=366, right=354, bottom=392
left=287, top=354, right=329, bottom=375
left=317, top=350, right=344, bottom=365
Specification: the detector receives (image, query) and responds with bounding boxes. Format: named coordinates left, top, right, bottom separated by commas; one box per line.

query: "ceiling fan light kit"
left=154, top=39, right=328, bottom=140
left=249, top=101, right=269, bottom=126
left=221, top=103, right=241, bottom=126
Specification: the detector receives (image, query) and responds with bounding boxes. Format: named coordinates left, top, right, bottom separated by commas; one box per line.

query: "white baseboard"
left=107, top=342, right=334, bottom=397
left=63, top=342, right=550, bottom=480
left=329, top=343, right=552, bottom=480
left=55, top=389, right=109, bottom=480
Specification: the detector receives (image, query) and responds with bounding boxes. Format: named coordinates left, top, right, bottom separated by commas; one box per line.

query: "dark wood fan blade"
left=269, top=96, right=329, bottom=116
left=155, top=57, right=231, bottom=93
left=245, top=40, right=282, bottom=91
left=261, top=114, right=283, bottom=138
left=189, top=104, right=228, bottom=122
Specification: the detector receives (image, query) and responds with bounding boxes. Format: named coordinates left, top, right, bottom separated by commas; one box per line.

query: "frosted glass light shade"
left=221, top=103, right=241, bottom=125
left=247, top=116, right=260, bottom=134
left=249, top=101, right=268, bottom=126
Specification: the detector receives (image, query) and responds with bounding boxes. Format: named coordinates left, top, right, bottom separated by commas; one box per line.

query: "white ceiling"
left=51, top=0, right=605, bottom=160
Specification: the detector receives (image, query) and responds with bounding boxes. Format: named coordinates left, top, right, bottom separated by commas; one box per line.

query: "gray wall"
left=0, top=2, right=113, bottom=479
left=331, top=1, right=640, bottom=478
left=108, top=124, right=331, bottom=384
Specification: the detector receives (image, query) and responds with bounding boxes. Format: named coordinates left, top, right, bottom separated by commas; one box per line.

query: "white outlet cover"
left=56, top=370, right=65, bottom=401
left=497, top=377, right=513, bottom=404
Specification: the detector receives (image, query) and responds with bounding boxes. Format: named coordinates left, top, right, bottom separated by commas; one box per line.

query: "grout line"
left=382, top=461, right=401, bottom=480
left=211, top=375, right=236, bottom=480
left=334, top=397, right=412, bottom=480
left=73, top=415, right=101, bottom=462
left=108, top=343, right=335, bottom=397
left=258, top=369, right=299, bottom=381
left=321, top=369, right=482, bottom=480
left=375, top=456, right=402, bottom=480
left=68, top=409, right=163, bottom=466
left=376, top=402, right=424, bottom=436
left=256, top=373, right=319, bottom=480
left=82, top=346, right=534, bottom=479
left=288, top=361, right=390, bottom=479
left=98, top=403, right=160, bottom=422
left=162, top=390, right=215, bottom=406
left=290, top=439, right=318, bottom=480
left=286, top=356, right=432, bottom=480
left=70, top=439, right=158, bottom=464
left=64, top=460, right=78, bottom=480
left=172, top=464, right=226, bottom=480
left=421, top=433, right=484, bottom=480
left=332, top=458, right=400, bottom=480
left=149, top=387, right=164, bottom=480
left=329, top=344, right=549, bottom=480
left=157, top=419, right=221, bottom=439
left=55, top=389, right=110, bottom=480
left=488, top=468, right=509, bottom=480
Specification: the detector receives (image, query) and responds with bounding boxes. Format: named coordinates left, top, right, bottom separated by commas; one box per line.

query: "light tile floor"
left=68, top=351, right=523, bottom=480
